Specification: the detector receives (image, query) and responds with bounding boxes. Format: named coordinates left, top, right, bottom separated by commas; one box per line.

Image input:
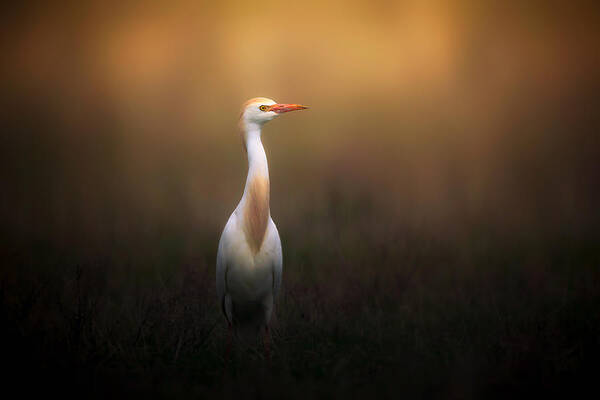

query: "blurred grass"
left=2, top=192, right=599, bottom=398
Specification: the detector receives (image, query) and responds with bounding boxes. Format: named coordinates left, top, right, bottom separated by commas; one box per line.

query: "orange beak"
left=268, top=103, right=308, bottom=114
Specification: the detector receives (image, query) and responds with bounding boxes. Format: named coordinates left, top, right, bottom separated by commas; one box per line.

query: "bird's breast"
left=221, top=213, right=279, bottom=303
left=227, top=251, right=274, bottom=302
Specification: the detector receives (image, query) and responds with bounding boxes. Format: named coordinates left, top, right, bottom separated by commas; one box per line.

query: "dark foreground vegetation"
left=2, top=204, right=598, bottom=399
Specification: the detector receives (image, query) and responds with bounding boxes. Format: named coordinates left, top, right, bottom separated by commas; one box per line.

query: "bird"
left=216, top=97, right=308, bottom=353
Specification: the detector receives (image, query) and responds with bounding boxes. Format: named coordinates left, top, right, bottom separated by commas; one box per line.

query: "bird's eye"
left=259, top=105, right=269, bottom=112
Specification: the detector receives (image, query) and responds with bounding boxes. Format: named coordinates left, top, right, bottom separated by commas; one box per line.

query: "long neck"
left=240, top=124, right=270, bottom=253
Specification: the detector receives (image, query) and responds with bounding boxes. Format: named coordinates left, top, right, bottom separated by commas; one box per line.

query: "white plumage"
left=216, top=97, right=307, bottom=345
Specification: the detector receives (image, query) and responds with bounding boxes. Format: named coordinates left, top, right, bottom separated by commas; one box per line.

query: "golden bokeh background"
left=2, top=0, right=599, bottom=252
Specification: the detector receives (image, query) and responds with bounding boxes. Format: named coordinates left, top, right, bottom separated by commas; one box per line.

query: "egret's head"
left=240, top=97, right=308, bottom=128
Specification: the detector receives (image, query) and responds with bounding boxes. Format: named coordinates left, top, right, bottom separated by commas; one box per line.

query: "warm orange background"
left=2, top=1, right=599, bottom=251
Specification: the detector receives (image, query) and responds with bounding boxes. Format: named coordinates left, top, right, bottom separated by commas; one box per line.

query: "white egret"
left=216, top=97, right=308, bottom=354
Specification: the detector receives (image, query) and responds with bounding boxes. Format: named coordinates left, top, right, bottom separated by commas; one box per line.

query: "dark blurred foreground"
left=2, top=205, right=599, bottom=398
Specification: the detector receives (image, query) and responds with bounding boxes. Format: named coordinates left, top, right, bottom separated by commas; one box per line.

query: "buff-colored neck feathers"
left=243, top=174, right=270, bottom=253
